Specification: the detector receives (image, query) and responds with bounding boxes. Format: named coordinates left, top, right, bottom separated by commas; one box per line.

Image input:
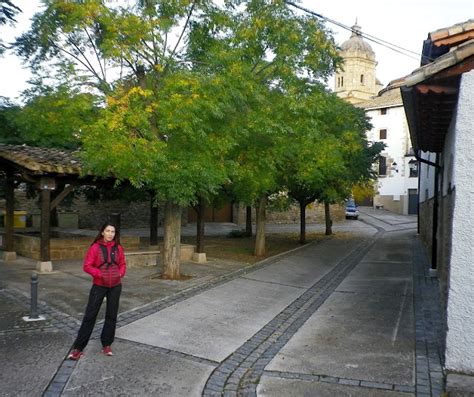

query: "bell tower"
left=334, top=22, right=382, bottom=104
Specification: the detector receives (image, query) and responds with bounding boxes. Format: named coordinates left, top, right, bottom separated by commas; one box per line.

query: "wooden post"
left=3, top=170, right=16, bottom=261
left=40, top=188, right=51, bottom=262
left=196, top=197, right=205, bottom=253
left=150, top=199, right=158, bottom=247
left=299, top=200, right=306, bottom=245
left=110, top=213, right=121, bottom=234
left=37, top=177, right=55, bottom=272
left=245, top=206, right=252, bottom=237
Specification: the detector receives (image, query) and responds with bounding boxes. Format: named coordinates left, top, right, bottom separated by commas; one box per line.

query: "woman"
left=68, top=223, right=126, bottom=360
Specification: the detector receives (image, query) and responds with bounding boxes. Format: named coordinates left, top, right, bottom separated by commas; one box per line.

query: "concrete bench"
left=125, top=250, right=160, bottom=268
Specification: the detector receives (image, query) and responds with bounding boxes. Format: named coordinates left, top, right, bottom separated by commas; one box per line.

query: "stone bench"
left=125, top=250, right=160, bottom=268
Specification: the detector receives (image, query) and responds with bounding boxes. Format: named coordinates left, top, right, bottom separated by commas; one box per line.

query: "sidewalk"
left=0, top=208, right=444, bottom=396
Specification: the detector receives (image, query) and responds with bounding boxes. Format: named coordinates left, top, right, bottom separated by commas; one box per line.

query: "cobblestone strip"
left=0, top=288, right=80, bottom=337
left=43, top=241, right=323, bottom=396
left=413, top=237, right=445, bottom=397
left=263, top=370, right=416, bottom=394
left=202, top=234, right=380, bottom=397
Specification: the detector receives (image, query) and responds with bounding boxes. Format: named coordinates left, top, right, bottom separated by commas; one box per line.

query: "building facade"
left=335, top=24, right=418, bottom=214
left=401, top=19, right=474, bottom=394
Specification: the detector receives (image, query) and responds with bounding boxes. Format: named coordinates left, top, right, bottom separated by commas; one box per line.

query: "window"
left=337, top=77, right=341, bottom=87
left=380, top=108, right=387, bottom=115
left=379, top=129, right=387, bottom=139
left=341, top=76, right=344, bottom=87
left=409, top=160, right=418, bottom=177
left=378, top=156, right=387, bottom=176
left=360, top=74, right=364, bottom=85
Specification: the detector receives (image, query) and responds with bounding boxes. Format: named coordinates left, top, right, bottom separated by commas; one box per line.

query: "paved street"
left=0, top=208, right=444, bottom=396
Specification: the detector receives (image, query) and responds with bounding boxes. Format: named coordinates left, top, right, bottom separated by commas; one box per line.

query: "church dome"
left=340, top=23, right=375, bottom=60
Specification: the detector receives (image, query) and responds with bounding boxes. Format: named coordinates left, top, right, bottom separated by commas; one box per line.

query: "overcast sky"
left=1, top=0, right=473, bottom=102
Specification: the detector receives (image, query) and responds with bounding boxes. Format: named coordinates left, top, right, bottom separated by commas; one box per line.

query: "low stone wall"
left=125, top=250, right=160, bottom=268
left=11, top=233, right=140, bottom=261
left=156, top=244, right=195, bottom=262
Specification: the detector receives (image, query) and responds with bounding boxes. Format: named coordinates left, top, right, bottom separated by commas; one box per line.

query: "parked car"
left=345, top=203, right=359, bottom=220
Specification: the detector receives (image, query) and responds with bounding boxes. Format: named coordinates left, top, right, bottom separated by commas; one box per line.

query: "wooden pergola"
left=0, top=144, right=159, bottom=271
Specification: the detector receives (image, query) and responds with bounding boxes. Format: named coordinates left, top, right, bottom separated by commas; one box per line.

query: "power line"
left=286, top=1, right=430, bottom=63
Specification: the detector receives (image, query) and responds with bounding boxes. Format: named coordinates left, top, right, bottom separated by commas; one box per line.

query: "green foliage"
left=0, top=0, right=20, bottom=24
left=0, top=97, right=22, bottom=144
left=0, top=0, right=21, bottom=54
left=0, top=83, right=100, bottom=149
left=12, top=0, right=375, bottom=214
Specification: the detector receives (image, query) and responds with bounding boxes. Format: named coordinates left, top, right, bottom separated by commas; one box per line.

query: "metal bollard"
left=30, top=272, right=39, bottom=319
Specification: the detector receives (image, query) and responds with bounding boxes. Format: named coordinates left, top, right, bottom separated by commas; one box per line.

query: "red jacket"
left=83, top=240, right=126, bottom=287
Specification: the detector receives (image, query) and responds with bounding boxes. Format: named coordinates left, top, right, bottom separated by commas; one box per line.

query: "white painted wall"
left=366, top=103, right=418, bottom=208
left=418, top=151, right=437, bottom=202
left=445, top=69, right=474, bottom=374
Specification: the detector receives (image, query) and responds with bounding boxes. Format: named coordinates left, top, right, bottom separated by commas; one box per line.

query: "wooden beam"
left=50, top=184, right=75, bottom=211
left=415, top=84, right=458, bottom=95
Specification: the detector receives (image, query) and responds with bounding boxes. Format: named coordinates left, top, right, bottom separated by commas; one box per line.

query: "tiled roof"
left=0, top=144, right=83, bottom=175
left=405, top=39, right=474, bottom=87
left=429, top=19, right=474, bottom=46
left=401, top=19, right=474, bottom=153
left=355, top=86, right=403, bottom=110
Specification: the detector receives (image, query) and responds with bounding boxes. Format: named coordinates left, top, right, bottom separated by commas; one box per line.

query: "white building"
left=335, top=24, right=418, bottom=214
left=401, top=19, right=474, bottom=394
left=356, top=83, right=419, bottom=214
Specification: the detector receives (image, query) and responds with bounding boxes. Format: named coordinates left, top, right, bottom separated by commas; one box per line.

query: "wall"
left=233, top=202, right=346, bottom=225
left=366, top=104, right=418, bottom=214
left=11, top=232, right=140, bottom=260
left=445, top=70, right=474, bottom=374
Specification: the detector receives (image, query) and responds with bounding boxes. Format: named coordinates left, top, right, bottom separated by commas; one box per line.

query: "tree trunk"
left=254, top=197, right=266, bottom=257
left=162, top=201, right=182, bottom=279
left=324, top=201, right=332, bottom=236
left=196, top=197, right=205, bottom=253
left=245, top=205, right=252, bottom=237
left=299, top=200, right=306, bottom=244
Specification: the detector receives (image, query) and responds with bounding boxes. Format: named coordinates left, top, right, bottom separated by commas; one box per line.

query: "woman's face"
left=102, top=226, right=116, bottom=242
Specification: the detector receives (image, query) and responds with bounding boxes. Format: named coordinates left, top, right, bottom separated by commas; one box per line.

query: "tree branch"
left=165, top=0, right=196, bottom=69
left=83, top=25, right=106, bottom=81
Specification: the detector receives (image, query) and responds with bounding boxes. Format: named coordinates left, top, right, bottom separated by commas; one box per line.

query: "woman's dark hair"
left=92, top=223, right=121, bottom=245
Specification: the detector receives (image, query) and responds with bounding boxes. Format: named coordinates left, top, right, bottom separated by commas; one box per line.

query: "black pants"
left=73, top=284, right=122, bottom=351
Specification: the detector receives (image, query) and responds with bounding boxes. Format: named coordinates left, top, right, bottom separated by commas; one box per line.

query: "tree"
left=14, top=1, right=342, bottom=274
left=0, top=0, right=20, bottom=24
left=187, top=0, right=342, bottom=256
left=0, top=0, right=21, bottom=54
left=282, top=89, right=383, bottom=241
left=18, top=83, right=99, bottom=149
left=14, top=1, right=229, bottom=278
left=0, top=97, right=22, bottom=144
left=313, top=96, right=384, bottom=235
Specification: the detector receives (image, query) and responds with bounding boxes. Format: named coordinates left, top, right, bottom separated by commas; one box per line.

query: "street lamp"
left=408, top=159, right=418, bottom=177
left=391, top=161, right=399, bottom=173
